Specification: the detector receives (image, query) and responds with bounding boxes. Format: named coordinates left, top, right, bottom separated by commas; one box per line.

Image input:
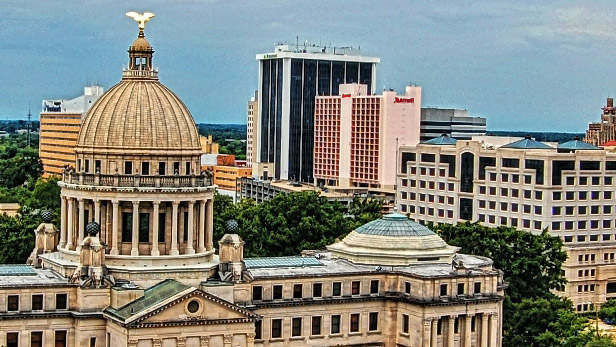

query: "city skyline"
left=2, top=0, right=616, bottom=131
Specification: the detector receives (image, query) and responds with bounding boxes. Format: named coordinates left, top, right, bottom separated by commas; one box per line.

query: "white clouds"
left=524, top=6, right=616, bottom=44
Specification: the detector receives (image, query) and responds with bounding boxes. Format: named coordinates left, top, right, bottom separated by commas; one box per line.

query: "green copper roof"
left=245, top=256, right=324, bottom=269
left=501, top=137, right=553, bottom=149
left=355, top=213, right=435, bottom=236
left=105, top=279, right=190, bottom=320
left=0, top=265, right=36, bottom=276
left=423, top=134, right=457, bottom=145
left=558, top=139, right=601, bottom=150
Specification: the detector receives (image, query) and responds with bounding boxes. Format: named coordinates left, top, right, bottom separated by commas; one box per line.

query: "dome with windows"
left=327, top=212, right=459, bottom=266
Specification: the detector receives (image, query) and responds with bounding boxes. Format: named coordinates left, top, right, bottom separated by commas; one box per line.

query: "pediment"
left=127, top=288, right=256, bottom=327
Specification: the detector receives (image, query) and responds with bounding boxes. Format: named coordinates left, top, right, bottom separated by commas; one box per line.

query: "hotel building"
left=397, top=135, right=616, bottom=312
left=39, top=86, right=103, bottom=176
left=314, top=83, right=421, bottom=191
left=254, top=44, right=379, bottom=183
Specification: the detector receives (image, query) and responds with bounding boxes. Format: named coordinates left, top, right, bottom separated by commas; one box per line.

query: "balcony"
left=60, top=170, right=213, bottom=190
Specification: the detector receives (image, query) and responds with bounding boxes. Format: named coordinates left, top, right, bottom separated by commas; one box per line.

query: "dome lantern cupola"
left=124, top=12, right=157, bottom=80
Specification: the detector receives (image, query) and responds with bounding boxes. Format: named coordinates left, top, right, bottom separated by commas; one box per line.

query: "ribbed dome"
left=131, top=36, right=152, bottom=51
left=327, top=213, right=459, bottom=265
left=355, top=213, right=436, bottom=237
left=76, top=80, right=201, bottom=155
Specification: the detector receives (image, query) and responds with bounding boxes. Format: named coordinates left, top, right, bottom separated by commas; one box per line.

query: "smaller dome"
left=355, top=213, right=435, bottom=237
left=327, top=213, right=459, bottom=266
left=131, top=36, right=152, bottom=51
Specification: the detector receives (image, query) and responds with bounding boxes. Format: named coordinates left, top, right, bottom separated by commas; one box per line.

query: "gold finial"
left=126, top=11, right=155, bottom=31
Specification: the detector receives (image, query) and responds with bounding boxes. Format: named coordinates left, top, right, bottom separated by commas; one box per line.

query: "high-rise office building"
left=246, top=91, right=258, bottom=167
left=254, top=44, right=379, bottom=182
left=314, top=84, right=421, bottom=191
left=420, top=108, right=486, bottom=141
left=39, top=86, right=103, bottom=176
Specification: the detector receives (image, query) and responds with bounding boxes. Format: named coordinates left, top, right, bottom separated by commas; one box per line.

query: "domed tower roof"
left=75, top=16, right=201, bottom=156
left=327, top=212, right=459, bottom=266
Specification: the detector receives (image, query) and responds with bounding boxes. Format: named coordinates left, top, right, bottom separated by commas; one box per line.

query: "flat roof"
left=247, top=254, right=492, bottom=280
left=0, top=265, right=69, bottom=288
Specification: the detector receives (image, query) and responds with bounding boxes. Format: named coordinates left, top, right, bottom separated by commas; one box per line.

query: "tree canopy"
left=213, top=192, right=382, bottom=257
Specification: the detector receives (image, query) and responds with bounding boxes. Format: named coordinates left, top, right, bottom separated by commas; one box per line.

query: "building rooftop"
left=245, top=256, right=324, bottom=269
left=501, top=136, right=553, bottom=149
left=246, top=254, right=493, bottom=280
left=105, top=279, right=190, bottom=321
left=355, top=212, right=434, bottom=237
left=558, top=138, right=602, bottom=151
left=0, top=265, right=69, bottom=288
left=422, top=134, right=458, bottom=145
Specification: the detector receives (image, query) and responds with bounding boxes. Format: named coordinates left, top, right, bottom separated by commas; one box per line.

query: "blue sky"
left=1, top=0, right=615, bottom=131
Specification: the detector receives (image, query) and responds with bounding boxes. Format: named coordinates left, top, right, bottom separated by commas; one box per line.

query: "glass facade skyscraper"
left=256, top=45, right=379, bottom=182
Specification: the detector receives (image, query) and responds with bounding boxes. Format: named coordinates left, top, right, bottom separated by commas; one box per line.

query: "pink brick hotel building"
left=314, top=84, right=421, bottom=191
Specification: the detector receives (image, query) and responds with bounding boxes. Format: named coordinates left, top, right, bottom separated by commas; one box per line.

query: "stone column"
left=431, top=318, right=438, bottom=347
left=59, top=196, right=67, bottom=248
left=94, top=199, right=101, bottom=225
left=77, top=198, right=85, bottom=249
left=481, top=313, right=489, bottom=347
left=448, top=315, right=456, bottom=347
left=151, top=201, right=160, bottom=256
left=66, top=197, right=74, bottom=250
left=223, top=334, right=232, bottom=347
left=131, top=201, right=140, bottom=256
left=198, top=200, right=206, bottom=253
left=176, top=337, right=186, bottom=347
left=465, top=314, right=473, bottom=347
left=186, top=201, right=195, bottom=254
left=199, top=336, right=209, bottom=347
left=422, top=318, right=432, bottom=347
left=110, top=200, right=120, bottom=255
left=489, top=313, right=498, bottom=347
left=206, top=199, right=213, bottom=251
left=170, top=201, right=180, bottom=255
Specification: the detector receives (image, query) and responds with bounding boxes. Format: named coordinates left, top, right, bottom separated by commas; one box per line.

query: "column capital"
left=450, top=314, right=458, bottom=319
left=188, top=200, right=196, bottom=205
left=466, top=313, right=475, bottom=318
left=152, top=200, right=161, bottom=205
left=77, top=197, right=84, bottom=202
left=199, top=200, right=206, bottom=206
left=111, top=199, right=120, bottom=205
left=172, top=200, right=180, bottom=206
left=93, top=198, right=100, bottom=203
left=489, top=312, right=498, bottom=319
left=423, top=317, right=433, bottom=325
left=132, top=200, right=140, bottom=206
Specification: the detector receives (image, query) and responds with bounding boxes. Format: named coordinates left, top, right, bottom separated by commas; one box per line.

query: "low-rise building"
left=397, top=134, right=616, bottom=311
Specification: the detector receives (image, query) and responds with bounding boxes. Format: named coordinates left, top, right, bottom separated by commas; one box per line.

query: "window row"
left=4, top=293, right=67, bottom=312
left=259, top=312, right=379, bottom=340
left=3, top=331, right=91, bottom=347
left=77, top=159, right=194, bottom=176
left=553, top=221, right=616, bottom=231
left=252, top=280, right=380, bottom=301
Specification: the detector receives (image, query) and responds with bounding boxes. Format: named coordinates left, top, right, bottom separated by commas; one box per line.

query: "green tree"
left=213, top=192, right=382, bottom=257
left=433, top=222, right=567, bottom=302
left=599, top=300, right=616, bottom=323
left=0, top=209, right=40, bottom=264
left=508, top=296, right=615, bottom=347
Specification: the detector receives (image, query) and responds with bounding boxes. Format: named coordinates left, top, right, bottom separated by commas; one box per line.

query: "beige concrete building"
left=585, top=98, right=616, bottom=146
left=397, top=134, right=616, bottom=312
left=200, top=135, right=220, bottom=154
left=39, top=86, right=103, bottom=177
left=0, top=14, right=505, bottom=347
left=247, top=91, right=258, bottom=167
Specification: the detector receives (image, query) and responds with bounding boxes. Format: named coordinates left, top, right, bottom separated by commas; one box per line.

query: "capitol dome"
left=75, top=28, right=201, bottom=158
left=327, top=212, right=459, bottom=266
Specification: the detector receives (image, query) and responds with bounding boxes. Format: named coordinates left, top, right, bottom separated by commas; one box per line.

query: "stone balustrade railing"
left=61, top=170, right=212, bottom=188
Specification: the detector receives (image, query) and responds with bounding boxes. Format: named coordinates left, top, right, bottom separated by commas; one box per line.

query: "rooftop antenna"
left=296, top=35, right=299, bottom=50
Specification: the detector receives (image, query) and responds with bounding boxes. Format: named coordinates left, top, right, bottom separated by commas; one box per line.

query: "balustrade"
left=61, top=171, right=212, bottom=188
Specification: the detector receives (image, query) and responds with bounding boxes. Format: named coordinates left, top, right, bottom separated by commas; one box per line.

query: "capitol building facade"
left=0, top=15, right=504, bottom=347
